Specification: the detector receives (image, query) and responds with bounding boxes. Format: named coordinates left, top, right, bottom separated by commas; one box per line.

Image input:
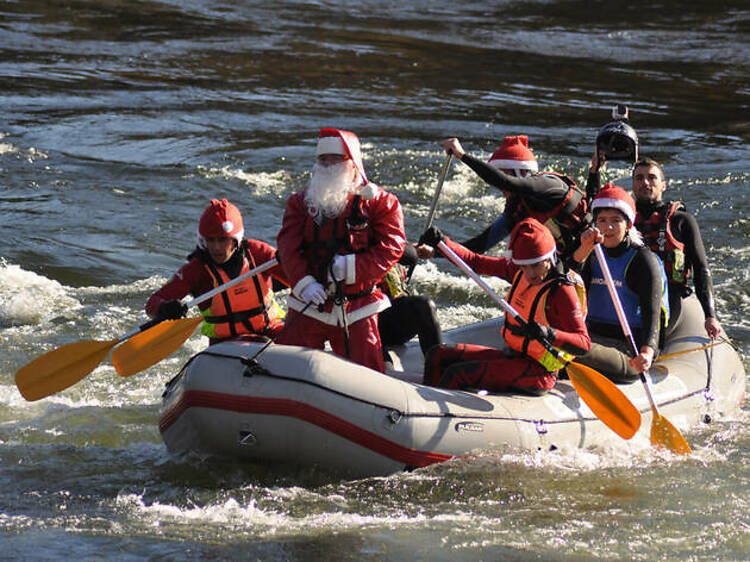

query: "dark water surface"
left=1, top=1, right=749, bottom=560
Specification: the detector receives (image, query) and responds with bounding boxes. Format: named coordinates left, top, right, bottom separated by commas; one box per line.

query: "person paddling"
left=418, top=136, right=589, bottom=260
left=572, top=185, right=670, bottom=381
left=418, top=218, right=590, bottom=395
left=146, top=198, right=288, bottom=344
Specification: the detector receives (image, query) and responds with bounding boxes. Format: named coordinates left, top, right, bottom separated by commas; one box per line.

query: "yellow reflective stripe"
left=538, top=347, right=573, bottom=372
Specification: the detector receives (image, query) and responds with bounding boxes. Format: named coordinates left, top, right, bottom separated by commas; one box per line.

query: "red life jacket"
left=501, top=269, right=585, bottom=372
left=300, top=194, right=377, bottom=297
left=635, top=200, right=691, bottom=284
left=200, top=246, right=281, bottom=339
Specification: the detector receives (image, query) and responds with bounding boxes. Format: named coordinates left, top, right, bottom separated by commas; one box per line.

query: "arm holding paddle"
left=418, top=227, right=640, bottom=440
left=14, top=256, right=281, bottom=401
left=574, top=225, right=656, bottom=373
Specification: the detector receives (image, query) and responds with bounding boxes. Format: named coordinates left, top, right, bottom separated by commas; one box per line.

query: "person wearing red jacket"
left=418, top=218, right=590, bottom=395
left=276, top=128, right=406, bottom=372
left=146, top=198, right=288, bottom=344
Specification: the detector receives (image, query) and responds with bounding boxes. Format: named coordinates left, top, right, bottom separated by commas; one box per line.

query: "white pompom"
left=360, top=182, right=379, bottom=200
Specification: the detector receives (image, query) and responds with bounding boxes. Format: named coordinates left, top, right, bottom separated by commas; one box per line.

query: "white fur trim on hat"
left=511, top=248, right=557, bottom=265
left=591, top=197, right=635, bottom=223
left=488, top=159, right=539, bottom=173
left=196, top=228, right=244, bottom=249
left=316, top=136, right=345, bottom=156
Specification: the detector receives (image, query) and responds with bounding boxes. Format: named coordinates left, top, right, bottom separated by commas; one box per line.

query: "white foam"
left=114, top=490, right=428, bottom=537
left=198, top=166, right=294, bottom=197
left=0, top=261, right=81, bottom=326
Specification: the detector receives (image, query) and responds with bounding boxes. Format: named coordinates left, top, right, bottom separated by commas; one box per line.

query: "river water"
left=1, top=1, right=748, bottom=559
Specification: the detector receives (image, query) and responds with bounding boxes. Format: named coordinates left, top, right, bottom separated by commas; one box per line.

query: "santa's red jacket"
left=277, top=185, right=405, bottom=326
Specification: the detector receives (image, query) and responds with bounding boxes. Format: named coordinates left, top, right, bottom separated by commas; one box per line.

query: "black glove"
left=508, top=320, right=556, bottom=344
left=157, top=299, right=187, bottom=320
left=418, top=226, right=444, bottom=249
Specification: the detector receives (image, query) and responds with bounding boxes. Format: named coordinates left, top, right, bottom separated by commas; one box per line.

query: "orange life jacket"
left=501, top=269, right=585, bottom=372
left=200, top=247, right=281, bottom=339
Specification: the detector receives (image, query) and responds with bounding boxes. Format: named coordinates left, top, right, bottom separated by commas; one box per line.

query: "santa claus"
left=276, top=128, right=406, bottom=372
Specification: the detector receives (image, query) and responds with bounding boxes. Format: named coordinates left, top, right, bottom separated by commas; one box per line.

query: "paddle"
left=407, top=153, right=452, bottom=281
left=112, top=258, right=279, bottom=377
left=15, top=258, right=278, bottom=401
left=424, top=153, right=453, bottom=232
left=656, top=338, right=729, bottom=362
left=436, top=240, right=641, bottom=440
left=593, top=244, right=691, bottom=454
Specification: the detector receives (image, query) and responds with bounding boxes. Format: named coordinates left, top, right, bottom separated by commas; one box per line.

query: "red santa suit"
left=276, top=128, right=405, bottom=372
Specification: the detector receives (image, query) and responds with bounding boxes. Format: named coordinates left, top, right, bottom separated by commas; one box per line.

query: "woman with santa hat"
left=571, top=184, right=670, bottom=382
left=431, top=135, right=589, bottom=258
left=276, top=127, right=405, bottom=373
left=418, top=217, right=590, bottom=395
left=146, top=198, right=289, bottom=344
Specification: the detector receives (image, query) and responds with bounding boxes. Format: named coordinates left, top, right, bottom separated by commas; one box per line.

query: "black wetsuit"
left=636, top=200, right=717, bottom=326
left=458, top=154, right=583, bottom=255
left=378, top=244, right=442, bottom=356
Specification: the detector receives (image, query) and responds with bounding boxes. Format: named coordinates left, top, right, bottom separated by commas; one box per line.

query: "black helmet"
left=597, top=119, right=638, bottom=162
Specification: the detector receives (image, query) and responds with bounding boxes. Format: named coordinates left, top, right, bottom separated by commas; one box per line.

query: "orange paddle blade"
left=112, top=316, right=203, bottom=377
left=650, top=407, right=692, bottom=454
left=567, top=361, right=641, bottom=440
left=15, top=339, right=118, bottom=401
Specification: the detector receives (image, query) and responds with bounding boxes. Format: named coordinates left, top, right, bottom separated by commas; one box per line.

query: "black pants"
left=378, top=295, right=442, bottom=355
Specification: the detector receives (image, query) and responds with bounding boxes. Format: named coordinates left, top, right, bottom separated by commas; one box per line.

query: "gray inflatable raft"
left=159, top=296, right=745, bottom=477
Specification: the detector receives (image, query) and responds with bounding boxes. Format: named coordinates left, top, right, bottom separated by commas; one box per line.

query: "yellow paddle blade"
left=111, top=316, right=203, bottom=377
left=567, top=361, right=641, bottom=440
left=650, top=408, right=692, bottom=454
left=15, top=339, right=118, bottom=401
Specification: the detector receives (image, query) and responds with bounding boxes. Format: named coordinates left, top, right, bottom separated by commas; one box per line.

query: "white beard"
left=305, top=162, right=358, bottom=222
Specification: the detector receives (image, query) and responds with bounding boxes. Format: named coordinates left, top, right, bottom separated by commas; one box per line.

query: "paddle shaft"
left=118, top=258, right=279, bottom=342
left=425, top=154, right=452, bottom=231
left=407, top=153, right=452, bottom=282
left=656, top=338, right=729, bottom=362
left=592, top=244, right=659, bottom=409
left=437, top=241, right=564, bottom=361
left=184, top=258, right=278, bottom=309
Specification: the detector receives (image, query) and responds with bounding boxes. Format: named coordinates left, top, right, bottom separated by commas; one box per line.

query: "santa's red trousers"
left=277, top=309, right=385, bottom=373
left=423, top=343, right=556, bottom=395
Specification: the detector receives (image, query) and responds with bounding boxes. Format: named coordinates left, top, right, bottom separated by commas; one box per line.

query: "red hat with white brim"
left=509, top=218, right=556, bottom=265
left=316, top=127, right=368, bottom=186
left=591, top=183, right=636, bottom=223
left=197, top=198, right=244, bottom=249
left=488, top=135, right=539, bottom=174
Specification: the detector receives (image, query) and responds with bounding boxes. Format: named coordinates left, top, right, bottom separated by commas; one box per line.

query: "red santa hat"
left=316, top=127, right=368, bottom=186
left=591, top=183, right=636, bottom=223
left=197, top=198, right=244, bottom=249
left=488, top=135, right=539, bottom=174
left=508, top=218, right=556, bottom=265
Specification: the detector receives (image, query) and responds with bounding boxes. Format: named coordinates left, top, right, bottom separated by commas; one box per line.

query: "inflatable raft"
left=159, top=296, right=745, bottom=477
